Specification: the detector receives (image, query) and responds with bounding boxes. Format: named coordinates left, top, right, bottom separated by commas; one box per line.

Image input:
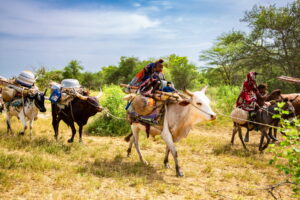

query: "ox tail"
left=124, top=132, right=133, bottom=142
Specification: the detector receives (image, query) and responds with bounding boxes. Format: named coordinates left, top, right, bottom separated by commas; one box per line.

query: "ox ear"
left=179, top=99, right=191, bottom=106
left=201, top=85, right=208, bottom=93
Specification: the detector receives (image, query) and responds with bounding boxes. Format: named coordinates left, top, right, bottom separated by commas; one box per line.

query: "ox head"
left=75, top=89, right=103, bottom=112
left=33, top=89, right=47, bottom=112
left=183, top=86, right=216, bottom=121
left=280, top=98, right=296, bottom=119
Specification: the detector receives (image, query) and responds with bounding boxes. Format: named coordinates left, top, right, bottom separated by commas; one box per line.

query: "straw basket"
left=230, top=107, right=249, bottom=125
left=132, top=95, right=156, bottom=116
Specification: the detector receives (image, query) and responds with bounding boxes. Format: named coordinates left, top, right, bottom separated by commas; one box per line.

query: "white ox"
left=125, top=86, right=216, bottom=177
left=5, top=90, right=47, bottom=137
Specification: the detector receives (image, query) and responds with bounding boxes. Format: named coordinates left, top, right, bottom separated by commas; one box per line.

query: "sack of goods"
left=2, top=87, right=16, bottom=102
left=16, top=70, right=36, bottom=88
left=50, top=79, right=86, bottom=105
left=132, top=95, right=156, bottom=116
left=230, top=107, right=249, bottom=125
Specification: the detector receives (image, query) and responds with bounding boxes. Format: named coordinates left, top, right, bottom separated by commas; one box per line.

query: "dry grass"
left=0, top=106, right=295, bottom=200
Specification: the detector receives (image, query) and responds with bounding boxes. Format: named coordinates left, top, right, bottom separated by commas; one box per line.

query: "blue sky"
left=0, top=0, right=294, bottom=78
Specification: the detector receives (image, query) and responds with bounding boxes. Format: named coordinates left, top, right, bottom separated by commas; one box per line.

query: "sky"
left=0, top=0, right=295, bottom=78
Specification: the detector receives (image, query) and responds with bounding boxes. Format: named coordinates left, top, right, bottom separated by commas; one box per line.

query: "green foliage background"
left=87, top=85, right=130, bottom=136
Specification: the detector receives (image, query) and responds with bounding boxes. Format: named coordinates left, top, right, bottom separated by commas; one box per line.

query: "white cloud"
left=0, top=0, right=160, bottom=38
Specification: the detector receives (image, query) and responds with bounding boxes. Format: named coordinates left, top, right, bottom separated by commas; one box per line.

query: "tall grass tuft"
left=88, top=85, right=130, bottom=136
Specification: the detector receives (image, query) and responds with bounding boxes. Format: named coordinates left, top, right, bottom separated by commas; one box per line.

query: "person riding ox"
left=236, top=72, right=260, bottom=112
left=128, top=59, right=174, bottom=96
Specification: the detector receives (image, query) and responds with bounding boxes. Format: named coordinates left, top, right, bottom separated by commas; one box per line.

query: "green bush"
left=207, top=85, right=240, bottom=114
left=269, top=103, right=300, bottom=197
left=88, top=85, right=131, bottom=136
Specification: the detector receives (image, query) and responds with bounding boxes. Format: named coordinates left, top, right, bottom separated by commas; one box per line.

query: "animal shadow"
left=80, top=155, right=163, bottom=182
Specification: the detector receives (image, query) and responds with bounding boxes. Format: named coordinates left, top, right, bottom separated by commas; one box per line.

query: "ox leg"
left=161, top=106, right=183, bottom=177
left=244, top=123, right=250, bottom=142
left=161, top=129, right=183, bottom=177
left=132, top=125, right=148, bottom=165
left=6, top=114, right=13, bottom=135
left=163, top=145, right=170, bottom=168
left=67, top=122, right=76, bottom=143
left=269, top=127, right=278, bottom=142
left=29, top=120, right=33, bottom=139
left=127, top=135, right=134, bottom=157
left=79, top=126, right=83, bottom=143
left=260, top=129, right=271, bottom=151
left=52, top=116, right=61, bottom=140
left=231, top=123, right=238, bottom=145
left=18, top=112, right=27, bottom=136
left=237, top=126, right=247, bottom=150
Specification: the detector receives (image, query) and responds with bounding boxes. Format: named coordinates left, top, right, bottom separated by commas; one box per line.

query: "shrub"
left=207, top=85, right=240, bottom=114
left=88, top=85, right=130, bottom=136
left=269, top=102, right=300, bottom=197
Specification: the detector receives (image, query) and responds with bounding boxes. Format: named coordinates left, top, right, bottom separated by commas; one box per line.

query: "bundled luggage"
left=0, top=71, right=38, bottom=104
left=50, top=79, right=89, bottom=106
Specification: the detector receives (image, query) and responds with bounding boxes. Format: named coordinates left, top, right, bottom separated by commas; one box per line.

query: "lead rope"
left=21, top=88, right=26, bottom=117
left=102, top=108, right=128, bottom=121
left=190, top=103, right=280, bottom=129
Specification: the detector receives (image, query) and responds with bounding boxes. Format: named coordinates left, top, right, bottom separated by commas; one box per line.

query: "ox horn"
left=96, top=88, right=102, bottom=100
left=183, top=88, right=194, bottom=97
left=75, top=91, right=88, bottom=101
left=201, top=85, right=208, bottom=93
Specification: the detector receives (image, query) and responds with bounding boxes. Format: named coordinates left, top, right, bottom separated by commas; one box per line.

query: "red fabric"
left=236, top=72, right=259, bottom=111
left=135, top=69, right=145, bottom=81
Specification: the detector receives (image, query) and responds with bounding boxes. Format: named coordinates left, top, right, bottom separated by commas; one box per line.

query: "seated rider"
left=129, top=59, right=165, bottom=96
left=236, top=72, right=260, bottom=119
left=162, top=81, right=177, bottom=93
left=257, top=83, right=268, bottom=107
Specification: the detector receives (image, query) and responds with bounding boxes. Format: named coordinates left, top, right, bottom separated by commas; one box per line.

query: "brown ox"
left=281, top=93, right=300, bottom=116
left=124, top=86, right=216, bottom=177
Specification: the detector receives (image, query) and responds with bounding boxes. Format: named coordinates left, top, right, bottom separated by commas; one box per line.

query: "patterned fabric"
left=130, top=63, right=164, bottom=86
left=236, top=72, right=258, bottom=111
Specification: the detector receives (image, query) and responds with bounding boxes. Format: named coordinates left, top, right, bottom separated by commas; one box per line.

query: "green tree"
left=165, top=54, right=204, bottom=90
left=35, top=66, right=63, bottom=90
left=200, top=31, right=247, bottom=86
left=62, top=60, right=84, bottom=80
left=241, top=1, right=300, bottom=91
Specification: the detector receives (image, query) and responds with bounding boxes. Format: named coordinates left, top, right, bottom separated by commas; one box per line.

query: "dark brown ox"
left=51, top=91, right=103, bottom=143
left=231, top=98, right=296, bottom=151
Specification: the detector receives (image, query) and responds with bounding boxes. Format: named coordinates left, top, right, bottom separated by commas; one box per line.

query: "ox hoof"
left=176, top=171, right=184, bottom=177
left=164, top=163, right=171, bottom=169
left=18, top=132, right=25, bottom=136
left=127, top=149, right=132, bottom=157
left=142, top=160, right=149, bottom=165
left=244, top=138, right=249, bottom=143
left=67, top=139, right=74, bottom=143
left=176, top=166, right=184, bottom=177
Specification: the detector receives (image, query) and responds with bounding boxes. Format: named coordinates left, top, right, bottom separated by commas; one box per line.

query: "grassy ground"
left=0, top=104, right=295, bottom=200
